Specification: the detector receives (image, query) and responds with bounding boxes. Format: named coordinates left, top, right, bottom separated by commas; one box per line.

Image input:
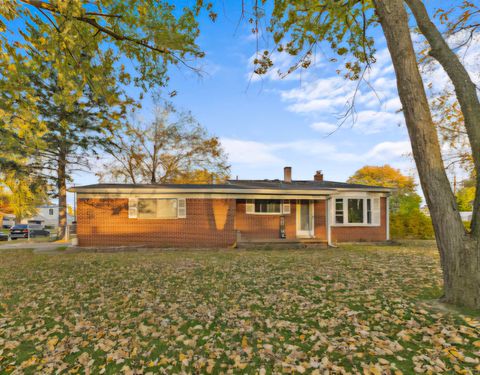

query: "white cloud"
left=421, top=31, right=480, bottom=94
left=221, top=138, right=284, bottom=166
left=272, top=47, right=406, bottom=134
left=280, top=76, right=350, bottom=101
left=222, top=137, right=412, bottom=171
left=332, top=140, right=412, bottom=165
left=352, top=110, right=405, bottom=134
left=364, top=141, right=412, bottom=160
left=272, top=140, right=338, bottom=156
left=310, top=121, right=338, bottom=134
left=287, top=96, right=350, bottom=113
left=222, top=137, right=342, bottom=167
left=383, top=97, right=402, bottom=112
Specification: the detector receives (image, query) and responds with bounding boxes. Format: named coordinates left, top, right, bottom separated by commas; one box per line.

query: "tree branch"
left=19, top=0, right=171, bottom=55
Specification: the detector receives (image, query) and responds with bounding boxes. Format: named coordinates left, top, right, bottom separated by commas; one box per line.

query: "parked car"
left=10, top=224, right=50, bottom=239
left=0, top=232, right=9, bottom=241
left=2, top=221, right=14, bottom=229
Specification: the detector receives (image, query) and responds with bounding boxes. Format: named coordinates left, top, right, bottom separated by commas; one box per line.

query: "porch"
left=234, top=198, right=329, bottom=244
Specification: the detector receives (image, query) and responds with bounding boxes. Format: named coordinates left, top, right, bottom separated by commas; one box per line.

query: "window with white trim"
left=335, top=198, right=344, bottom=224
left=130, top=198, right=185, bottom=219
left=347, top=198, right=364, bottom=223
left=334, top=197, right=380, bottom=225
left=246, top=200, right=290, bottom=215
left=366, top=198, right=372, bottom=224
left=255, top=199, right=281, bottom=213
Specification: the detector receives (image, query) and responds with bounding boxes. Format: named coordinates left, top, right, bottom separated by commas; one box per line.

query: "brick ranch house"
left=71, top=167, right=392, bottom=248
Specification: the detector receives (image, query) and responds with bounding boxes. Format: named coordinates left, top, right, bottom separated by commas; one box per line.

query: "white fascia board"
left=333, top=188, right=393, bottom=194
left=330, top=191, right=390, bottom=198
left=77, top=192, right=330, bottom=200
left=72, top=187, right=336, bottom=195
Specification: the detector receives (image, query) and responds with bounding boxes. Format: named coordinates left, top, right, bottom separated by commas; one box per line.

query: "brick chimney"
left=314, top=170, right=324, bottom=181
left=284, top=166, right=292, bottom=183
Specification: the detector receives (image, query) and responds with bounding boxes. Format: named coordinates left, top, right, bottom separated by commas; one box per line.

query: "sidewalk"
left=0, top=240, right=73, bottom=253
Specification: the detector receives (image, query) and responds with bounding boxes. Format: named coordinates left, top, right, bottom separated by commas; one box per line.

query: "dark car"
left=10, top=225, right=50, bottom=240
left=0, top=232, right=9, bottom=241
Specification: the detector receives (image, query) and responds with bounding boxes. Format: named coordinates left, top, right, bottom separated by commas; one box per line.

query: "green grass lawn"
left=0, top=243, right=479, bottom=374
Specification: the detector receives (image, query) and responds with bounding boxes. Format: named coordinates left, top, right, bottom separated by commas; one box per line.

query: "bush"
left=390, top=210, right=434, bottom=239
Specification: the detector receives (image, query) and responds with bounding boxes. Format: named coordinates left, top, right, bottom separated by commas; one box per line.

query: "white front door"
left=296, top=200, right=314, bottom=238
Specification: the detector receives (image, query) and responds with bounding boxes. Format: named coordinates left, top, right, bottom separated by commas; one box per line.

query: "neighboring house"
left=2, top=214, right=15, bottom=229
left=460, top=211, right=472, bottom=222
left=20, top=205, right=74, bottom=228
left=71, top=167, right=393, bottom=248
left=422, top=206, right=472, bottom=223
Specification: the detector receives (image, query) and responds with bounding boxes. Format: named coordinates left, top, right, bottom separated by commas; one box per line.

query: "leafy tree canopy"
left=347, top=165, right=416, bottom=192
left=348, top=165, right=421, bottom=215
left=1, top=171, right=48, bottom=223
left=252, top=0, right=377, bottom=81
left=1, top=0, right=212, bottom=92
left=456, top=175, right=476, bottom=211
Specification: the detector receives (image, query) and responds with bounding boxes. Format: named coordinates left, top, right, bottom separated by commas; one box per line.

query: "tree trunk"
left=373, top=0, right=480, bottom=309
left=57, top=152, right=67, bottom=240
left=405, top=0, right=480, bottom=237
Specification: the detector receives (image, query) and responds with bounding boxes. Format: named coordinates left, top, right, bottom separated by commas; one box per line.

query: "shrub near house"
left=390, top=210, right=434, bottom=239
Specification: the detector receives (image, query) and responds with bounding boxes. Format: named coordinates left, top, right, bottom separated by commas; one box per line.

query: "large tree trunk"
left=405, top=0, right=480, bottom=237
left=373, top=0, right=480, bottom=309
left=57, top=152, right=67, bottom=240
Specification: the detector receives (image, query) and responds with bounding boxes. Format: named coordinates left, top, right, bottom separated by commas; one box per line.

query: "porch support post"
left=386, top=196, right=390, bottom=241
left=326, top=197, right=333, bottom=246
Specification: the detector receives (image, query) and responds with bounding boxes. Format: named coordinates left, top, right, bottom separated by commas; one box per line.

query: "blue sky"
left=76, top=1, right=417, bottom=189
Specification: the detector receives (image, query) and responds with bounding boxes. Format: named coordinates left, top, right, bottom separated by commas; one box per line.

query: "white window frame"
left=129, top=198, right=186, bottom=219
left=246, top=199, right=291, bottom=215
left=333, top=197, right=381, bottom=227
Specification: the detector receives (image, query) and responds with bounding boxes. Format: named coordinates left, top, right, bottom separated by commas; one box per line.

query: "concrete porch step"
left=236, top=239, right=328, bottom=249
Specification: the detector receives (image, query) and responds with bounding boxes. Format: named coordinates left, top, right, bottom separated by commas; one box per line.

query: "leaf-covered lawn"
left=0, top=243, right=479, bottom=374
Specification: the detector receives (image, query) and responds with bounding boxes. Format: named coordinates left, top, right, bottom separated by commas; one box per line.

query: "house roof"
left=228, top=179, right=389, bottom=190
left=70, top=179, right=392, bottom=194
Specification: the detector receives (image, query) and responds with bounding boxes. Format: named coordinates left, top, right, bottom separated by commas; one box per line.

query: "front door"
left=296, top=200, right=314, bottom=238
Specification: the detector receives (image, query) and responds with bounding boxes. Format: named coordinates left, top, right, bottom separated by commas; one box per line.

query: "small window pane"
left=335, top=199, right=344, bottom=224
left=254, top=200, right=281, bottom=213
left=348, top=199, right=364, bottom=223
left=157, top=199, right=178, bottom=218
left=138, top=199, right=157, bottom=219
left=367, top=199, right=372, bottom=224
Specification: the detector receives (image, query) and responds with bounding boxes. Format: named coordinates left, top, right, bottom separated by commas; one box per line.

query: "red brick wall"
left=331, top=197, right=388, bottom=242
left=77, top=197, right=386, bottom=247
left=235, top=199, right=328, bottom=241
left=313, top=200, right=327, bottom=241
left=77, top=198, right=236, bottom=247
left=235, top=200, right=297, bottom=240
